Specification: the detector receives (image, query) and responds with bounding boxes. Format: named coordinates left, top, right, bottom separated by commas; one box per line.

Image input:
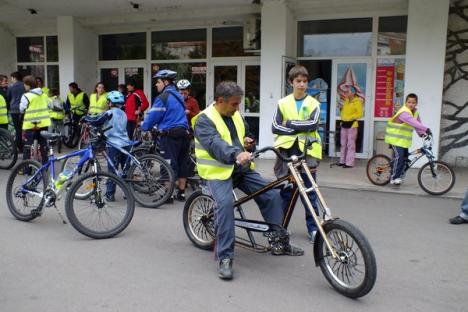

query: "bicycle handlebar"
left=251, top=138, right=319, bottom=163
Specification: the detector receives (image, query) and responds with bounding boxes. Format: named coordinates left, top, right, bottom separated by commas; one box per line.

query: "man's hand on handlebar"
left=236, top=151, right=252, bottom=166
left=244, top=137, right=256, bottom=152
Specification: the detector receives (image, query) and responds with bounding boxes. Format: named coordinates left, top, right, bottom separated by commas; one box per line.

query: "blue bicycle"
left=6, top=120, right=135, bottom=239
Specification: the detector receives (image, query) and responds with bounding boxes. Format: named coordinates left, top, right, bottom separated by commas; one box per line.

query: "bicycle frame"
left=400, top=137, right=435, bottom=178
left=216, top=158, right=338, bottom=260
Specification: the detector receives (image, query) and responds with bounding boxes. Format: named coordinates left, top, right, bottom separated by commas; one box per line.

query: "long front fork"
left=287, top=161, right=339, bottom=260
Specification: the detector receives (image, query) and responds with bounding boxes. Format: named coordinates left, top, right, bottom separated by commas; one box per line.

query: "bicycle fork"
left=287, top=161, right=339, bottom=260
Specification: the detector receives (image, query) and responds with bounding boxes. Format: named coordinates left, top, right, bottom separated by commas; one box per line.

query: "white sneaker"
left=308, top=230, right=317, bottom=243
left=393, top=178, right=402, bottom=185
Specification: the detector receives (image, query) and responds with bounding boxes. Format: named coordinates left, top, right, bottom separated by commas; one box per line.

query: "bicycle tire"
left=131, top=146, right=151, bottom=159
left=77, top=130, right=89, bottom=150
left=366, top=154, right=391, bottom=186
left=62, top=122, right=79, bottom=148
left=317, top=219, right=377, bottom=298
left=126, top=154, right=175, bottom=208
left=65, top=171, right=135, bottom=239
left=0, top=128, right=18, bottom=169
left=417, top=160, right=456, bottom=195
left=61, top=156, right=102, bottom=199
left=6, top=160, right=46, bottom=221
left=183, top=190, right=215, bottom=250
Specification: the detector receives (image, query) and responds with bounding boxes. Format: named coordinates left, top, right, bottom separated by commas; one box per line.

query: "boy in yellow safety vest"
left=384, top=93, right=431, bottom=185
left=47, top=88, right=65, bottom=134
left=272, top=65, right=322, bottom=243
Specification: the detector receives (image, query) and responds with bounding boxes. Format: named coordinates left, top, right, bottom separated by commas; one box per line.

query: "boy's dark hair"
left=36, top=77, right=44, bottom=83
left=10, top=71, right=22, bottom=81
left=23, top=75, right=37, bottom=88
left=405, top=93, right=418, bottom=102
left=68, top=82, right=79, bottom=89
left=288, top=65, right=309, bottom=83
left=126, top=78, right=137, bottom=87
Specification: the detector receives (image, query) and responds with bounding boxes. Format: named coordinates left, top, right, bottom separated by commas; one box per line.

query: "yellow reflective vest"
left=23, top=92, right=51, bottom=130
left=0, top=94, right=8, bottom=125
left=193, top=104, right=253, bottom=180
left=67, top=91, right=86, bottom=115
left=340, top=96, right=363, bottom=128
left=274, top=94, right=322, bottom=159
left=49, top=96, right=65, bottom=120
left=88, top=92, right=108, bottom=115
left=384, top=106, right=419, bottom=148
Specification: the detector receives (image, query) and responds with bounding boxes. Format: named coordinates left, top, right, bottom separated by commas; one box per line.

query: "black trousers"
left=11, top=113, right=23, bottom=152
left=23, top=127, right=49, bottom=164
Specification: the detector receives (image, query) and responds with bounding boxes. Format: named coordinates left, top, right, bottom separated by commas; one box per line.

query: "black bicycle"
left=183, top=139, right=377, bottom=298
left=0, top=127, right=18, bottom=169
left=366, top=135, right=455, bottom=195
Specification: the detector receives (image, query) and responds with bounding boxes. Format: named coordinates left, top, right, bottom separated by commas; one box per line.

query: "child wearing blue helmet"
left=103, top=90, right=131, bottom=201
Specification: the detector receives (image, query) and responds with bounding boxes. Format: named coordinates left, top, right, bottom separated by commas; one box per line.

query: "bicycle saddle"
left=40, top=131, right=61, bottom=141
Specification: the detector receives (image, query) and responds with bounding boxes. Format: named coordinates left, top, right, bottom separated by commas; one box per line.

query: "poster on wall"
left=374, top=59, right=405, bottom=117
left=336, top=63, right=366, bottom=118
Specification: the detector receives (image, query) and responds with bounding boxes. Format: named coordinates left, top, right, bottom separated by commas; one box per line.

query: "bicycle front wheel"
left=317, top=219, right=377, bottom=298
left=0, top=128, right=18, bottom=169
left=6, top=160, right=46, bottom=221
left=65, top=171, right=135, bottom=239
left=417, top=160, right=455, bottom=195
left=366, top=154, right=391, bottom=186
left=183, top=190, right=215, bottom=250
left=61, top=156, right=102, bottom=199
left=126, top=154, right=175, bottom=208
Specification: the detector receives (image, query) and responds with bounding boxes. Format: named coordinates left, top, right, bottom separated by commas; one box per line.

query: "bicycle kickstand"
left=53, top=204, right=67, bottom=224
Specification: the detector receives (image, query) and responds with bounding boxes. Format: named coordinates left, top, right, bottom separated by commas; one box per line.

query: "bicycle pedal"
left=304, top=187, right=315, bottom=193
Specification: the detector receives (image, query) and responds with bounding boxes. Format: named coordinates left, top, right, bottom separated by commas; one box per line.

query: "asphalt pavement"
left=0, top=164, right=466, bottom=312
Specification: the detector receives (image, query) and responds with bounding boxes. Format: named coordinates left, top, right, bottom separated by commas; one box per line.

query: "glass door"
left=98, top=63, right=147, bottom=94
left=330, top=59, right=372, bottom=158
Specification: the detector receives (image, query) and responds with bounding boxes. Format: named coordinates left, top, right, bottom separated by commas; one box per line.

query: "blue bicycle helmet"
left=153, top=69, right=177, bottom=80
left=106, top=90, right=125, bottom=105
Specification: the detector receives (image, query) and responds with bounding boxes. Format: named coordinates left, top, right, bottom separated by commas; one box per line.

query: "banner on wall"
left=374, top=59, right=405, bottom=118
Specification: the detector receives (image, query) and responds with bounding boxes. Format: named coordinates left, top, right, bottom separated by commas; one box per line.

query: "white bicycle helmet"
left=177, top=79, right=191, bottom=90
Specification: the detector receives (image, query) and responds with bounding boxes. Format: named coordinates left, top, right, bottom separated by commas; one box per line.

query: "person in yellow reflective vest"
left=0, top=93, right=8, bottom=130
left=47, top=88, right=65, bottom=135
left=384, top=93, right=431, bottom=185
left=272, top=65, right=322, bottom=243
left=65, top=82, right=89, bottom=138
left=88, top=82, right=108, bottom=115
left=193, top=81, right=304, bottom=280
left=36, top=77, right=49, bottom=98
left=338, top=86, right=363, bottom=168
left=19, top=75, right=51, bottom=163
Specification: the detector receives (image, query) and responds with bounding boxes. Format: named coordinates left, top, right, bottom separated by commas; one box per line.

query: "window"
left=212, top=27, right=255, bottom=57
left=298, top=18, right=373, bottom=57
left=152, top=29, right=206, bottom=60
left=16, top=36, right=59, bottom=91
left=99, top=32, right=146, bottom=60
left=378, top=16, right=407, bottom=55
left=151, top=63, right=207, bottom=109
left=17, top=37, right=44, bottom=62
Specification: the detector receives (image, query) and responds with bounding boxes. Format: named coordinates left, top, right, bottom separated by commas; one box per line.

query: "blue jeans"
left=106, top=146, right=128, bottom=197
left=207, top=170, right=284, bottom=261
left=391, top=145, right=409, bottom=180
left=459, top=190, right=468, bottom=220
left=280, top=171, right=319, bottom=234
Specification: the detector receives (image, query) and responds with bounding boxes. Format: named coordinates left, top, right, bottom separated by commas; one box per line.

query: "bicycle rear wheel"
left=6, top=160, right=46, bottom=221
left=126, top=154, right=175, bottom=208
left=183, top=190, right=215, bottom=250
left=0, top=128, right=18, bottom=169
left=417, top=160, right=455, bottom=195
left=366, top=154, right=391, bottom=186
left=65, top=171, right=135, bottom=239
left=317, top=219, right=377, bottom=298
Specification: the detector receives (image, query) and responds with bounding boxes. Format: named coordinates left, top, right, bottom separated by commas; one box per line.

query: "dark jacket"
left=6, top=82, right=25, bottom=113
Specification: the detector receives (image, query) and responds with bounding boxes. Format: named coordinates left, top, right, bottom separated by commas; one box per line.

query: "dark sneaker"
left=342, top=165, right=353, bottom=168
left=271, top=243, right=304, bottom=256
left=218, top=259, right=233, bottom=280
left=449, top=216, right=468, bottom=225
left=174, top=190, right=186, bottom=202
left=164, top=196, right=174, bottom=204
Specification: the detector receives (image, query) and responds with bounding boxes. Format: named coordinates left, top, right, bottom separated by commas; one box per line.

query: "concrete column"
left=258, top=0, right=295, bottom=151
left=0, top=26, right=15, bottom=75
left=404, top=0, right=450, bottom=159
left=57, top=16, right=97, bottom=98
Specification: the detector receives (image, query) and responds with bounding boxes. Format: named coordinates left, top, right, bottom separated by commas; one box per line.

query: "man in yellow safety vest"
left=193, top=81, right=303, bottom=281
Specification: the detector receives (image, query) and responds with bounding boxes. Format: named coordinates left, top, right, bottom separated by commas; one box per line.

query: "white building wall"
left=0, top=27, right=15, bottom=75
left=404, top=0, right=450, bottom=162
left=259, top=0, right=294, bottom=151
left=58, top=16, right=97, bottom=99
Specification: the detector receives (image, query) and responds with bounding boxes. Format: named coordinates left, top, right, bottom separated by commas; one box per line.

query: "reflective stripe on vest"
left=384, top=106, right=418, bottom=148
left=89, top=93, right=108, bottom=115
left=273, top=94, right=322, bottom=159
left=67, top=92, right=86, bottom=115
left=193, top=105, right=252, bottom=180
left=23, top=92, right=51, bottom=130
left=0, top=95, right=7, bottom=124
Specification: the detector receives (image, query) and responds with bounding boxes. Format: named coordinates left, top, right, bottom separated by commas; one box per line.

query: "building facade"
left=0, top=0, right=464, bottom=165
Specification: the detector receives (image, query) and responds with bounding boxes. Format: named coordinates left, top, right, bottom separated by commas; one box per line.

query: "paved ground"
left=0, top=163, right=467, bottom=312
